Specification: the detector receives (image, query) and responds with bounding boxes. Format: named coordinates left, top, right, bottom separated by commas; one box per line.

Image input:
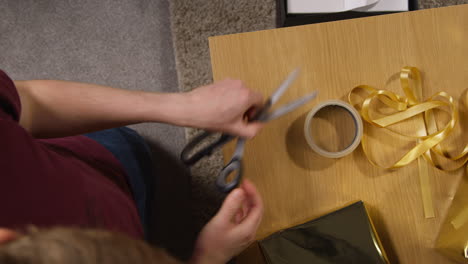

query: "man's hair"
left=0, top=227, right=182, bottom=264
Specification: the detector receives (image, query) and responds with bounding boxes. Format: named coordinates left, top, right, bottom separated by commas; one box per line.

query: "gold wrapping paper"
left=435, top=166, right=468, bottom=263
left=258, top=201, right=389, bottom=264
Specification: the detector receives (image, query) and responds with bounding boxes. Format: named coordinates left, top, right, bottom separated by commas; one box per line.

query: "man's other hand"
left=190, top=179, right=264, bottom=264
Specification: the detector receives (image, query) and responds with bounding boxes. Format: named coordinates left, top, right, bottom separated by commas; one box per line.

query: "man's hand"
left=189, top=180, right=264, bottom=264
left=184, top=79, right=264, bottom=138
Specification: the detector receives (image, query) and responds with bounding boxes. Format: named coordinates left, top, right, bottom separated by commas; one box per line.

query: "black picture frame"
left=277, top=0, right=419, bottom=27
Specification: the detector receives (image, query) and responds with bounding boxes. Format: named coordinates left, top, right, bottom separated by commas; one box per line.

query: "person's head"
left=0, top=227, right=181, bottom=264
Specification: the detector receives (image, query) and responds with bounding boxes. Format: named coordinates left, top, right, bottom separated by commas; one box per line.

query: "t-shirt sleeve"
left=0, top=70, right=21, bottom=122
left=0, top=70, right=143, bottom=238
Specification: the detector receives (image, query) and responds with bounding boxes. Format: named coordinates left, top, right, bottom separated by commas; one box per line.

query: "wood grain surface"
left=209, top=5, right=468, bottom=263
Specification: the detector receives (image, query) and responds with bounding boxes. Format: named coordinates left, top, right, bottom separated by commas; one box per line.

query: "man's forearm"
left=15, top=80, right=191, bottom=138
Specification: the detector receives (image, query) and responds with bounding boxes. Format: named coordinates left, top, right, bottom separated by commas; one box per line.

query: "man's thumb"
left=216, top=189, right=245, bottom=222
left=237, top=122, right=264, bottom=139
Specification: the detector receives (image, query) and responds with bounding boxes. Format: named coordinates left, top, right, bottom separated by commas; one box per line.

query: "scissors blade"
left=263, top=91, right=318, bottom=122
left=232, top=137, right=247, bottom=159
left=269, top=68, right=300, bottom=105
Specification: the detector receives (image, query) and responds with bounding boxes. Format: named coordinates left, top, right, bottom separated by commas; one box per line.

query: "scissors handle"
left=216, top=137, right=246, bottom=192
left=180, top=132, right=233, bottom=165
left=216, top=158, right=242, bottom=193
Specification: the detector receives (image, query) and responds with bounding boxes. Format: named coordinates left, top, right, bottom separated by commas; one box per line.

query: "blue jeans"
left=85, top=127, right=153, bottom=240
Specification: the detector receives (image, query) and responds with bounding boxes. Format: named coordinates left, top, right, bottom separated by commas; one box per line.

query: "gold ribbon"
left=451, top=165, right=468, bottom=230
left=348, top=66, right=468, bottom=218
left=452, top=207, right=468, bottom=230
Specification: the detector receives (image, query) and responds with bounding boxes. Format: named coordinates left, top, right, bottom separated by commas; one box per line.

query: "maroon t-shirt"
left=0, top=70, right=143, bottom=239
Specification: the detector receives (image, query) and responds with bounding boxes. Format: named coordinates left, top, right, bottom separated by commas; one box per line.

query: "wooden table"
left=209, top=5, right=468, bottom=263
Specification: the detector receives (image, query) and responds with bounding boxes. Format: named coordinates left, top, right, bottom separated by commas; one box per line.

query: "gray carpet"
left=0, top=0, right=184, bottom=156
left=419, top=0, right=468, bottom=8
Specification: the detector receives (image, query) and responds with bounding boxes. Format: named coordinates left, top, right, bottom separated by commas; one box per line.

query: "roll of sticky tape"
left=304, top=100, right=363, bottom=158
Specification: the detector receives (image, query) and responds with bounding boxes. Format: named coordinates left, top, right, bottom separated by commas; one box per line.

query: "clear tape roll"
left=304, top=100, right=363, bottom=158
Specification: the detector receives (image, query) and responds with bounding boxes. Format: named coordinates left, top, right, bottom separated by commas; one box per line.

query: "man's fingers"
left=245, top=106, right=258, bottom=120
left=246, top=91, right=264, bottom=109
left=242, top=179, right=263, bottom=216
left=216, top=188, right=246, bottom=223
left=234, top=207, right=246, bottom=224
left=235, top=180, right=264, bottom=234
left=233, top=122, right=264, bottom=139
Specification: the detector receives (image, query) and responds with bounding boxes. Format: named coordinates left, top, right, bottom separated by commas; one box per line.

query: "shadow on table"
left=286, top=112, right=336, bottom=171
left=145, top=140, right=197, bottom=261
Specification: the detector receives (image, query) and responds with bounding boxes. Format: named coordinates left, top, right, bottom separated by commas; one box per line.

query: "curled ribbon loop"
left=348, top=66, right=468, bottom=170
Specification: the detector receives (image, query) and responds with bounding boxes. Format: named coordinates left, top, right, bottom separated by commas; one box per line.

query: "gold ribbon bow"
left=348, top=66, right=468, bottom=218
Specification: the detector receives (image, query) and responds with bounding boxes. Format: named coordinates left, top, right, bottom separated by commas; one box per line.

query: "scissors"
left=180, top=69, right=318, bottom=193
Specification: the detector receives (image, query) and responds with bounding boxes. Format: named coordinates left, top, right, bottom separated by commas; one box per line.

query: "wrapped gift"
left=436, top=168, right=468, bottom=263
left=259, top=201, right=389, bottom=263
